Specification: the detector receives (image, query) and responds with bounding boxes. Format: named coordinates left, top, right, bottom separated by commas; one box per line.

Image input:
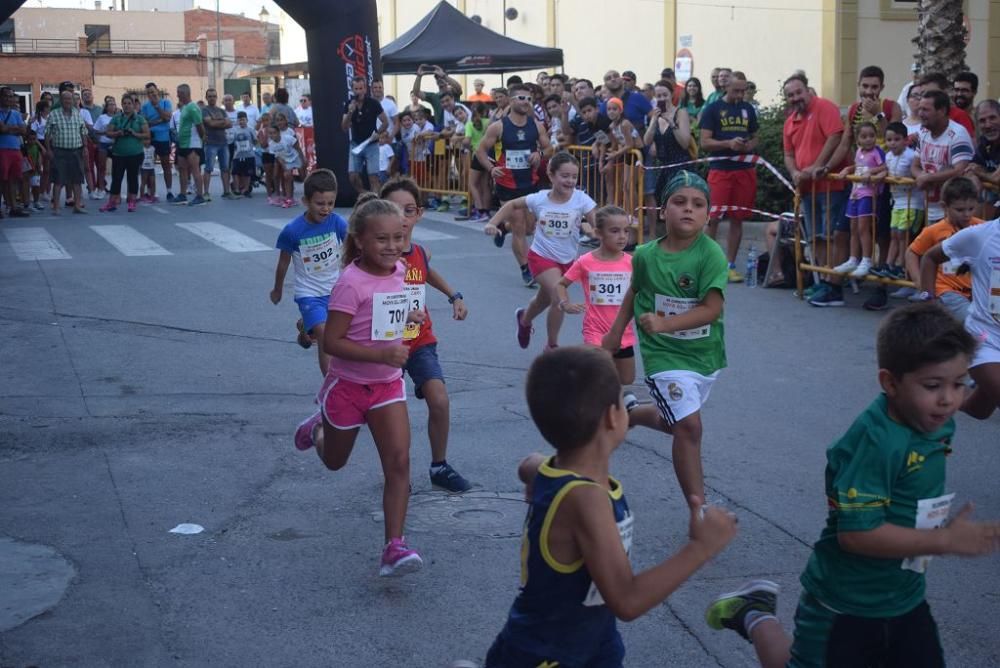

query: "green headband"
left=660, top=169, right=710, bottom=205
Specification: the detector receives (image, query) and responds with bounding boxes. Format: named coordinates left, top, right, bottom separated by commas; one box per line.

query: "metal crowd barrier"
left=564, top=145, right=646, bottom=245
left=410, top=139, right=472, bottom=208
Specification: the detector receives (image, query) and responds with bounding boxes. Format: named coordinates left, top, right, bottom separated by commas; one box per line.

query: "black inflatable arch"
left=0, top=0, right=380, bottom=205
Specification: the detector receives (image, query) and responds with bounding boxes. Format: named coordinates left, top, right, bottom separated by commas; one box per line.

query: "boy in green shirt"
left=604, top=170, right=728, bottom=512
left=705, top=303, right=1000, bottom=667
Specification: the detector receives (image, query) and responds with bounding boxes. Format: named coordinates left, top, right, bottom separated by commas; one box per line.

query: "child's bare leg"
left=629, top=405, right=669, bottom=432
left=521, top=268, right=558, bottom=326
left=849, top=218, right=861, bottom=258
left=671, top=412, right=705, bottom=509
left=509, top=209, right=529, bottom=268
left=964, top=363, right=1000, bottom=419
left=613, top=355, right=635, bottom=385
left=859, top=215, right=872, bottom=259
left=420, top=379, right=450, bottom=463
left=284, top=174, right=294, bottom=200
left=314, top=416, right=359, bottom=471
left=749, top=620, right=792, bottom=668
left=368, top=401, right=412, bottom=542
left=534, top=270, right=565, bottom=346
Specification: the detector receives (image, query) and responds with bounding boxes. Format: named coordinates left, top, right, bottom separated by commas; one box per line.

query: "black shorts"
left=152, top=140, right=171, bottom=158
left=613, top=346, right=635, bottom=360
left=232, top=157, right=256, bottom=177
left=262, top=152, right=275, bottom=165
left=471, top=154, right=490, bottom=172
left=176, top=147, right=204, bottom=164
left=495, top=184, right=538, bottom=203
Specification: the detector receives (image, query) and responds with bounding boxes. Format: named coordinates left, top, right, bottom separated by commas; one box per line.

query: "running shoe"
left=126, top=199, right=137, bottom=213
left=296, top=318, right=313, bottom=349
left=493, top=221, right=508, bottom=249
left=166, top=192, right=176, bottom=203
left=869, top=263, right=891, bottom=278
left=88, top=189, right=103, bottom=200
left=188, top=195, right=207, bottom=207
left=624, top=391, right=639, bottom=412
left=32, top=202, right=45, bottom=211
left=203, top=194, right=213, bottom=202
left=515, top=307, right=532, bottom=349
left=430, top=463, right=474, bottom=494
left=890, top=286, right=916, bottom=299
left=379, top=537, right=423, bottom=577
left=521, top=266, right=536, bottom=288
left=223, top=192, right=241, bottom=200
left=172, top=194, right=188, bottom=205
left=293, top=410, right=322, bottom=451
left=849, top=258, right=872, bottom=279
left=832, top=258, right=859, bottom=274
left=99, top=197, right=118, bottom=213
left=436, top=200, right=450, bottom=212
left=887, top=265, right=906, bottom=280
left=863, top=287, right=889, bottom=311
left=705, top=579, right=780, bottom=641
left=727, top=268, right=744, bottom=283
left=809, top=284, right=845, bottom=307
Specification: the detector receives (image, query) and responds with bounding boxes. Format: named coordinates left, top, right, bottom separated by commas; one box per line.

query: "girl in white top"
left=485, top=151, right=597, bottom=350
left=923, top=218, right=1000, bottom=419
left=93, top=98, right=117, bottom=198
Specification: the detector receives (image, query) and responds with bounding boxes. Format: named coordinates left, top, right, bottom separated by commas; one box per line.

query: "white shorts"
left=971, top=335, right=1000, bottom=368
left=645, top=369, right=720, bottom=426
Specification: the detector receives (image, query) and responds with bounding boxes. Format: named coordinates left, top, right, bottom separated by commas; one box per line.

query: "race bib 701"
left=371, top=291, right=408, bottom=341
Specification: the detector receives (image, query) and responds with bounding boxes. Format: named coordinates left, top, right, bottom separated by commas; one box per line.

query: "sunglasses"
left=513, top=94, right=532, bottom=101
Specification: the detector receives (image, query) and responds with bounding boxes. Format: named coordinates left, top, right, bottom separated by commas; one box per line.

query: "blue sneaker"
left=172, top=194, right=188, bottom=205
left=165, top=192, right=176, bottom=203
left=430, top=463, right=474, bottom=494
left=809, top=283, right=844, bottom=307
left=493, top=221, right=508, bottom=249
left=189, top=195, right=207, bottom=206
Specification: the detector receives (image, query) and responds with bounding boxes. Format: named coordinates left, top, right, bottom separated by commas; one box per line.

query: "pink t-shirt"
left=850, top=146, right=885, bottom=199
left=326, top=260, right=407, bottom=384
left=563, top=251, right=637, bottom=348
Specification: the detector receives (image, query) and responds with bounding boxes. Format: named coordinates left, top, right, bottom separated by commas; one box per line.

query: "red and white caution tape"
left=640, top=154, right=796, bottom=194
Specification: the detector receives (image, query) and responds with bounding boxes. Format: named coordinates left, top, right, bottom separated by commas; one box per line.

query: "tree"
left=912, top=0, right=968, bottom=80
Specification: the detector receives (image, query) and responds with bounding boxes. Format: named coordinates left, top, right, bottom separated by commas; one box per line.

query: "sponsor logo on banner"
left=338, top=33, right=375, bottom=90
left=457, top=55, right=494, bottom=67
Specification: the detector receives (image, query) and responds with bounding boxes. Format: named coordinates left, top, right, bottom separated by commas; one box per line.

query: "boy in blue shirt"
left=270, top=169, right=348, bottom=376
left=479, top=346, right=737, bottom=667
left=706, top=303, right=1000, bottom=667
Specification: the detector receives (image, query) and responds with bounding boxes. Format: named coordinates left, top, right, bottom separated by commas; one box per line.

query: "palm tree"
left=912, top=0, right=968, bottom=79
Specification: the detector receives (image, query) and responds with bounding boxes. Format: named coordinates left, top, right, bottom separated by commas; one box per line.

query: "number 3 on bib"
left=371, top=291, right=409, bottom=341
left=403, top=284, right=426, bottom=340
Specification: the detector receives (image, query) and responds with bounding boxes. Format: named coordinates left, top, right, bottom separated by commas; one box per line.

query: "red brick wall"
left=183, top=9, right=271, bottom=65
left=0, top=54, right=205, bottom=97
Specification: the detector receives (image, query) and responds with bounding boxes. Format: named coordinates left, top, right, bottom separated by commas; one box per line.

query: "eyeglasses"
left=512, top=94, right=532, bottom=101
left=402, top=205, right=421, bottom=217
left=300, top=99, right=307, bottom=103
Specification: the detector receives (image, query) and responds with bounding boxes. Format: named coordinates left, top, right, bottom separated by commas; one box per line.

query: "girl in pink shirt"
left=293, top=198, right=426, bottom=577
left=835, top=122, right=887, bottom=279
left=556, top=206, right=665, bottom=432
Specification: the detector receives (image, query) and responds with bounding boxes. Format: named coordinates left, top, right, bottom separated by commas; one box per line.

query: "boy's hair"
left=940, top=175, right=978, bottom=205
left=885, top=121, right=908, bottom=139
left=594, top=205, right=628, bottom=229
left=858, top=65, right=885, bottom=84
left=397, top=109, right=413, bottom=121
left=543, top=93, right=562, bottom=107
left=877, top=302, right=976, bottom=378
left=547, top=150, right=578, bottom=174
left=342, top=199, right=402, bottom=268
left=526, top=346, right=623, bottom=451
left=577, top=96, right=598, bottom=111
left=853, top=121, right=877, bottom=137
left=303, top=168, right=338, bottom=200
left=236, top=111, right=247, bottom=119
left=379, top=176, right=421, bottom=205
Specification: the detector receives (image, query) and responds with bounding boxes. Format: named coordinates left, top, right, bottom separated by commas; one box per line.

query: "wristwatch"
left=448, top=292, right=463, bottom=304
left=875, top=112, right=886, bottom=122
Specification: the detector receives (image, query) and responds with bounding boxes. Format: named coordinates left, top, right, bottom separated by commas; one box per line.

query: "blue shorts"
left=404, top=342, right=444, bottom=399
left=349, top=140, right=380, bottom=175
left=295, top=295, right=329, bottom=334
left=203, top=143, right=231, bottom=173
left=800, top=189, right=848, bottom=239
left=846, top=195, right=874, bottom=219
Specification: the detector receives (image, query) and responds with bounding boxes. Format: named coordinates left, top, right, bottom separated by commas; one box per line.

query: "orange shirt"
left=908, top=217, right=984, bottom=296
left=467, top=93, right=493, bottom=104
left=783, top=96, right=846, bottom=193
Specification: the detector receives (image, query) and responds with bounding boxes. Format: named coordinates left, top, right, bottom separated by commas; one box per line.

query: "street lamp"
left=258, top=6, right=269, bottom=23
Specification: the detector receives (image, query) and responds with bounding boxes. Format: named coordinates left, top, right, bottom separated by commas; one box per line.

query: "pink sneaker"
left=379, top=537, right=423, bottom=577
left=139, top=194, right=152, bottom=204
left=283, top=198, right=295, bottom=208
left=293, top=411, right=322, bottom=451
left=127, top=199, right=137, bottom=213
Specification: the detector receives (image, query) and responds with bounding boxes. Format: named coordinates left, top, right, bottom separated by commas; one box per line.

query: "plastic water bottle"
left=745, top=245, right=758, bottom=287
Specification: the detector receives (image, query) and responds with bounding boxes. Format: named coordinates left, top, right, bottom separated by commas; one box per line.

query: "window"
left=0, top=19, right=14, bottom=54
left=85, top=24, right=111, bottom=53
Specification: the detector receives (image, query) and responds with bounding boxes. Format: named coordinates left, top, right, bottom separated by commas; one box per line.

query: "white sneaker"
left=849, top=259, right=872, bottom=279
left=832, top=258, right=859, bottom=274
left=88, top=190, right=103, bottom=200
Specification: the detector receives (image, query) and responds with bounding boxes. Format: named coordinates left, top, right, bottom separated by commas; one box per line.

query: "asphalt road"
left=1, top=185, right=998, bottom=667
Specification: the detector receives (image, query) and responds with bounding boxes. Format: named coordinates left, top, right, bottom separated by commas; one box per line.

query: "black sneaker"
left=493, top=222, right=508, bottom=249
left=809, top=284, right=844, bottom=307
left=521, top=266, right=536, bottom=288
left=706, top=580, right=779, bottom=641
left=863, top=286, right=889, bottom=311
left=869, top=263, right=891, bottom=278
left=430, top=463, right=474, bottom=494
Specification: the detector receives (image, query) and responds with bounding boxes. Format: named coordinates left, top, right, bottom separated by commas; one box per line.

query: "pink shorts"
left=0, top=149, right=23, bottom=181
left=318, top=375, right=406, bottom=430
left=527, top=249, right=573, bottom=278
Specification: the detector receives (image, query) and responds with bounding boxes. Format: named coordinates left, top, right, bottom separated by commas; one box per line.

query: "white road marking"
left=151, top=206, right=169, bottom=215
left=90, top=225, right=172, bottom=256
left=175, top=222, right=271, bottom=252
left=2, top=227, right=72, bottom=260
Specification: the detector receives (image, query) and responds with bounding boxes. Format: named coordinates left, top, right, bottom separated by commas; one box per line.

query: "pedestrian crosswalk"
left=1, top=216, right=461, bottom=262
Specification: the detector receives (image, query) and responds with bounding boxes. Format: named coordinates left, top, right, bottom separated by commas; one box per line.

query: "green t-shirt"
left=109, top=112, right=147, bottom=157
left=178, top=102, right=203, bottom=149
left=704, top=90, right=724, bottom=108
left=800, top=394, right=955, bottom=618
left=421, top=91, right=445, bottom=127
left=465, top=119, right=487, bottom=151
left=630, top=234, right=727, bottom=376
